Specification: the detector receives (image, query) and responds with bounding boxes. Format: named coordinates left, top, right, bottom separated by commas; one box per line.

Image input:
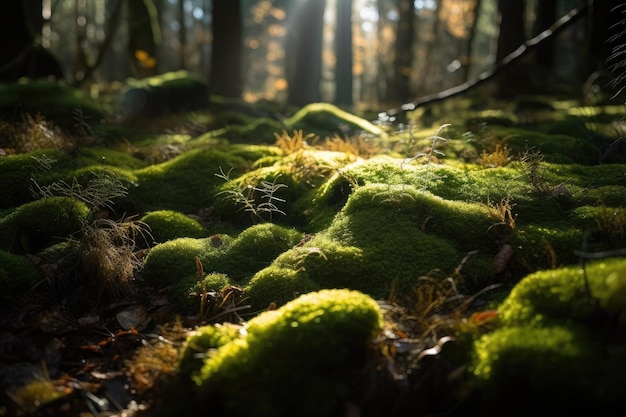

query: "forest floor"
left=1, top=80, right=626, bottom=417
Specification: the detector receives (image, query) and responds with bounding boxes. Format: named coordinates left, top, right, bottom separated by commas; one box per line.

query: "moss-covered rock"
left=121, top=71, right=209, bottom=119
left=140, top=210, right=206, bottom=243
left=142, top=224, right=302, bottom=292
left=170, top=272, right=234, bottom=312
left=284, top=102, right=387, bottom=139
left=0, top=250, right=41, bottom=301
left=0, top=81, right=105, bottom=131
left=0, top=197, right=90, bottom=254
left=469, top=258, right=626, bottom=416
left=184, top=289, right=382, bottom=417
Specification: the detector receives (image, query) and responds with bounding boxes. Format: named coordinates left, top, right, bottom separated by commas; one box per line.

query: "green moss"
left=132, top=148, right=245, bottom=213
left=178, top=322, right=241, bottom=375
left=498, top=258, right=626, bottom=327
left=467, top=258, right=626, bottom=415
left=0, top=197, right=90, bottom=254
left=140, top=210, right=205, bottom=243
left=470, top=324, right=618, bottom=415
left=511, top=224, right=583, bottom=273
left=221, top=224, right=303, bottom=279
left=142, top=224, right=301, bottom=290
left=0, top=81, right=104, bottom=130
left=0, top=250, right=41, bottom=300
left=200, top=118, right=285, bottom=144
left=189, top=289, right=382, bottom=417
left=142, top=237, right=227, bottom=289
left=121, top=71, right=209, bottom=118
left=245, top=265, right=322, bottom=311
left=170, top=272, right=233, bottom=312
left=285, top=102, right=387, bottom=138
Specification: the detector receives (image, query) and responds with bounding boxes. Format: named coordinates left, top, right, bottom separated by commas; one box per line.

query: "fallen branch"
left=380, top=3, right=589, bottom=118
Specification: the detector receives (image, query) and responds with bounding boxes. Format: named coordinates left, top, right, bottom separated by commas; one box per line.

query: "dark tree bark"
left=127, top=0, right=160, bottom=78
left=588, top=0, right=622, bottom=74
left=533, top=0, right=556, bottom=70
left=285, top=0, right=327, bottom=107
left=177, top=0, right=187, bottom=69
left=463, top=0, right=481, bottom=82
left=393, top=0, right=415, bottom=103
left=495, top=0, right=528, bottom=97
left=334, top=0, right=353, bottom=106
left=210, top=0, right=243, bottom=98
left=0, top=1, right=63, bottom=81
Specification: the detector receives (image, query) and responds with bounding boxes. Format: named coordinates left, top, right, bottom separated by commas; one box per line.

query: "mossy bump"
left=191, top=289, right=383, bottom=417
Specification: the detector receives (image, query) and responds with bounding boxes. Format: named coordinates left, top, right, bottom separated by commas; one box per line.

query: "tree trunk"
left=0, top=1, right=63, bottom=81
left=533, top=0, right=556, bottom=70
left=393, top=0, right=415, bottom=103
left=334, top=0, right=353, bottom=106
left=210, top=0, right=243, bottom=98
left=127, top=0, right=160, bottom=78
left=178, top=0, right=187, bottom=69
left=495, top=0, right=527, bottom=97
left=463, top=0, right=481, bottom=82
left=285, top=0, right=327, bottom=107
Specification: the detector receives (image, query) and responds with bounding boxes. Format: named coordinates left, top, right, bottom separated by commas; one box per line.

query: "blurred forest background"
left=0, top=0, right=623, bottom=112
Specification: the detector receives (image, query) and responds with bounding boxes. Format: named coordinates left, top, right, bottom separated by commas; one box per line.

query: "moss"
left=245, top=265, right=322, bottom=311
left=121, top=71, right=209, bottom=118
left=241, top=183, right=498, bottom=306
left=178, top=322, right=241, bottom=375
left=142, top=236, right=229, bottom=289
left=467, top=258, right=626, bottom=415
left=143, top=224, right=301, bottom=290
left=469, top=324, right=622, bottom=416
left=511, top=224, right=583, bottom=273
left=189, top=289, right=382, bottom=417
left=132, top=148, right=245, bottom=213
left=170, top=272, right=233, bottom=312
left=221, top=223, right=303, bottom=279
left=285, top=102, right=387, bottom=138
left=194, top=117, right=285, bottom=144
left=498, top=258, right=626, bottom=327
left=140, top=210, right=205, bottom=243
left=0, top=250, right=41, bottom=301
left=0, top=81, right=104, bottom=131
left=0, top=197, right=90, bottom=254
left=213, top=149, right=351, bottom=227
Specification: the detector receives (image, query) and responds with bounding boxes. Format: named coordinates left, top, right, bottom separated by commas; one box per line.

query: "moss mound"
left=0, top=196, right=91, bottom=254
left=469, top=258, right=626, bottom=416
left=184, top=289, right=383, bottom=417
left=140, top=210, right=206, bottom=243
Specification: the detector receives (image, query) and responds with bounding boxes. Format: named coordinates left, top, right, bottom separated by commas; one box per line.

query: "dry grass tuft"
left=274, top=129, right=316, bottom=153
left=80, top=217, right=151, bottom=300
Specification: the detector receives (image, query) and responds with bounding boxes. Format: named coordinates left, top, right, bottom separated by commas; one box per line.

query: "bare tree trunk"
left=393, top=0, right=415, bottom=103
left=495, top=0, right=527, bottom=97
left=127, top=0, right=160, bottom=78
left=178, top=0, right=187, bottom=69
left=335, top=0, right=353, bottom=106
left=533, top=0, right=556, bottom=70
left=463, top=0, right=481, bottom=82
left=210, top=0, right=243, bottom=98
left=285, top=0, right=327, bottom=106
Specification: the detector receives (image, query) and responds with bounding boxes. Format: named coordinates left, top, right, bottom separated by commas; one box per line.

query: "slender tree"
left=495, top=0, right=527, bottom=97
left=0, top=1, right=63, bottom=81
left=335, top=0, right=353, bottom=105
left=533, top=0, right=556, bottom=71
left=393, top=0, right=415, bottom=103
left=210, top=0, right=243, bottom=98
left=285, top=0, right=327, bottom=106
left=127, top=0, right=161, bottom=78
